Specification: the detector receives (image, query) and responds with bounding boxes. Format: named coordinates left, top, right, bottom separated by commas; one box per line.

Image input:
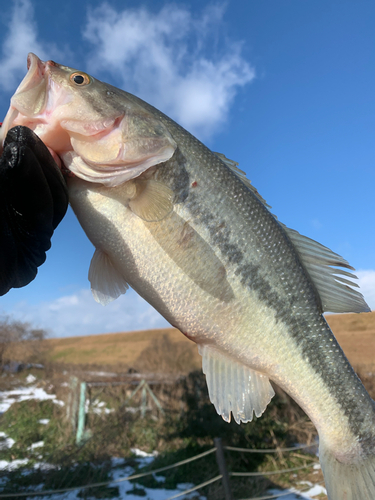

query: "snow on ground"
left=131, top=447, right=159, bottom=466
left=0, top=385, right=64, bottom=414
left=0, top=384, right=325, bottom=499
left=26, top=375, right=37, bottom=384
left=0, top=459, right=29, bottom=471
left=28, top=441, right=44, bottom=450
left=0, top=452, right=327, bottom=500
left=86, top=398, right=114, bottom=415
left=0, top=432, right=14, bottom=450
left=0, top=452, right=206, bottom=500
left=267, top=482, right=327, bottom=499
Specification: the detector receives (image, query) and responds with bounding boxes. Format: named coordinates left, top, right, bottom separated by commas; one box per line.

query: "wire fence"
left=224, top=443, right=316, bottom=453
left=0, top=439, right=323, bottom=499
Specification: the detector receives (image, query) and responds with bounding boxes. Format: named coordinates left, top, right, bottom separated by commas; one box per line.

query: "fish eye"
left=70, top=72, right=90, bottom=86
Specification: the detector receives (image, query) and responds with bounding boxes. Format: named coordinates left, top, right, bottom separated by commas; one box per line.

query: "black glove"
left=0, top=125, right=69, bottom=295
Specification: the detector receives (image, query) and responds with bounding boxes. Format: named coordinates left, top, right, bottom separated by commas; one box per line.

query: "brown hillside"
left=38, top=311, right=375, bottom=373
left=42, top=327, right=201, bottom=373
left=326, top=310, right=375, bottom=369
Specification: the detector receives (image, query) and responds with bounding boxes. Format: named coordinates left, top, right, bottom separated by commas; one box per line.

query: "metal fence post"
left=76, top=382, right=87, bottom=445
left=214, top=437, right=233, bottom=500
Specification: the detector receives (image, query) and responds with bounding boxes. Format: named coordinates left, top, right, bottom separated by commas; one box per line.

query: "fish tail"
left=319, top=440, right=375, bottom=499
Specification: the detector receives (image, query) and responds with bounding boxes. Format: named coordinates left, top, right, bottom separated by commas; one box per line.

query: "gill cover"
left=62, top=108, right=177, bottom=187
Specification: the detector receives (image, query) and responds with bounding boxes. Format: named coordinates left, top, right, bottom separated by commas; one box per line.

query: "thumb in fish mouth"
left=0, top=126, right=69, bottom=295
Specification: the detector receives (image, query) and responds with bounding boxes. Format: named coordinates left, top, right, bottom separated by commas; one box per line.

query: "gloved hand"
left=0, top=125, right=69, bottom=295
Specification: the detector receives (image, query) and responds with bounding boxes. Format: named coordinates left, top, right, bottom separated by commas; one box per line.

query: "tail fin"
left=319, top=440, right=375, bottom=499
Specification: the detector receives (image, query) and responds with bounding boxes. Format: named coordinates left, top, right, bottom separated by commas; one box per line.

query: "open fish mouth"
left=0, top=53, right=72, bottom=161
left=1, top=54, right=47, bottom=138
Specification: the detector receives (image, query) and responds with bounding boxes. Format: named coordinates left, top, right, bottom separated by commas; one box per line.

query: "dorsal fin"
left=282, top=224, right=370, bottom=313
left=214, top=152, right=271, bottom=209
left=88, top=249, right=129, bottom=305
left=213, top=152, right=369, bottom=314
left=198, top=344, right=275, bottom=424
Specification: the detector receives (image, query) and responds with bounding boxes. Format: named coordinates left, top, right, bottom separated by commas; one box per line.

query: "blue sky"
left=0, top=0, right=374, bottom=337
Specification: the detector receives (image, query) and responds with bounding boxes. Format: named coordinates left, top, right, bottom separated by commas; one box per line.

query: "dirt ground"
left=38, top=311, right=375, bottom=372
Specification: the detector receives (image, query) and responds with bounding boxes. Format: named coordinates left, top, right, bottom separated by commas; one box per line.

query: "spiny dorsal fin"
left=129, top=179, right=174, bottom=222
left=214, top=152, right=271, bottom=209
left=198, top=344, right=275, bottom=424
left=282, top=224, right=370, bottom=314
left=214, top=152, right=369, bottom=314
left=88, top=249, right=129, bottom=305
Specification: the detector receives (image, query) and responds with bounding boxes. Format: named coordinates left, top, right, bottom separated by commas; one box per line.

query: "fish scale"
left=1, top=52, right=374, bottom=499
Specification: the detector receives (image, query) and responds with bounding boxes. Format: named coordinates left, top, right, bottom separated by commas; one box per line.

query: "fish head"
left=1, top=54, right=177, bottom=186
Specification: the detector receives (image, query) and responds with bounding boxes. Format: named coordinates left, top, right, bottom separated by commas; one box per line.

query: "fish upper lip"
left=27, top=53, right=58, bottom=72
left=0, top=53, right=69, bottom=159
left=27, top=53, right=43, bottom=74
left=25, top=53, right=46, bottom=84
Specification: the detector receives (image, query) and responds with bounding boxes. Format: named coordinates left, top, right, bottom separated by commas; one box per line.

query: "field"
left=40, top=311, right=375, bottom=373
left=42, top=327, right=199, bottom=373
left=325, top=310, right=375, bottom=369
left=1, top=311, right=374, bottom=499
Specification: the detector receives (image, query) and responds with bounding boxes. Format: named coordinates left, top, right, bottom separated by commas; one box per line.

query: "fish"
left=1, top=53, right=374, bottom=499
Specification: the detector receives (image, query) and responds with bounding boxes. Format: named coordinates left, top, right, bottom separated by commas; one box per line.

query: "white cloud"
left=0, top=0, right=65, bottom=92
left=357, top=270, right=375, bottom=311
left=0, top=2, right=254, bottom=137
left=6, top=288, right=169, bottom=338
left=83, top=3, right=255, bottom=138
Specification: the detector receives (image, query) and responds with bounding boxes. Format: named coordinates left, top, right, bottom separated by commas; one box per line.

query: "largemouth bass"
left=1, top=53, right=374, bottom=499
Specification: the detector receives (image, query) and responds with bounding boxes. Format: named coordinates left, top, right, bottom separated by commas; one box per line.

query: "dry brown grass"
left=40, top=327, right=201, bottom=374
left=326, top=310, right=375, bottom=368
left=9, top=311, right=375, bottom=382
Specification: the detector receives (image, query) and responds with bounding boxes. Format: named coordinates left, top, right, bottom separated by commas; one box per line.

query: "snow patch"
left=0, top=385, right=64, bottom=414
left=267, top=484, right=327, bottom=499
left=131, top=448, right=159, bottom=458
left=0, top=432, right=15, bottom=450
left=0, top=459, right=29, bottom=471
left=86, top=398, right=114, bottom=415
left=28, top=441, right=44, bottom=450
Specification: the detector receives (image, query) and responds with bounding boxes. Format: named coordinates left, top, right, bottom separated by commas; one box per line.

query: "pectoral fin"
left=198, top=345, right=275, bottom=424
left=88, top=249, right=129, bottom=305
left=129, top=180, right=174, bottom=222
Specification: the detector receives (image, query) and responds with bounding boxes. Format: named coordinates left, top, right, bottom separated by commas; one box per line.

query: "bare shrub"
left=134, top=334, right=199, bottom=374
left=0, top=315, right=47, bottom=368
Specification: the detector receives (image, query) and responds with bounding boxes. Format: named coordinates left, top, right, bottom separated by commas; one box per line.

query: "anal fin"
left=198, top=345, right=274, bottom=424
